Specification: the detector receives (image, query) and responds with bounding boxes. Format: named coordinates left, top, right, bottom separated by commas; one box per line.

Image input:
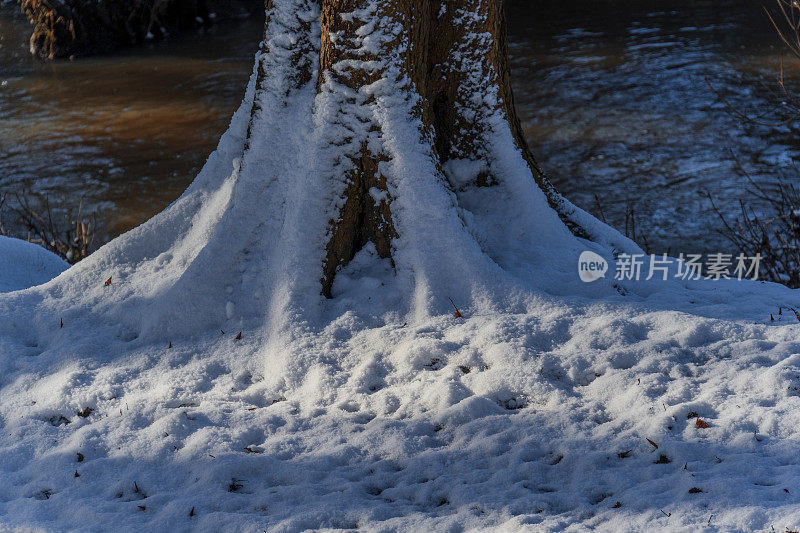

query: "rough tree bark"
left=300, top=0, right=584, bottom=296
left=240, top=0, right=586, bottom=297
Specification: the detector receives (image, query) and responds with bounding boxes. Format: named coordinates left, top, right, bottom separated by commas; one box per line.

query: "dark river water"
left=0, top=1, right=796, bottom=255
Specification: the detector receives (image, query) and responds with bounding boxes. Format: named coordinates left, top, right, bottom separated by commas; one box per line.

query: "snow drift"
left=0, top=236, right=67, bottom=294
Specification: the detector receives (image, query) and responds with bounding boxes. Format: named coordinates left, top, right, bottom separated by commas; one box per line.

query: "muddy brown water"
left=0, top=1, right=796, bottom=255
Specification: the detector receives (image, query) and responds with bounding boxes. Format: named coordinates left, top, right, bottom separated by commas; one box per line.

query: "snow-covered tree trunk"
left=248, top=0, right=592, bottom=298
left=3, top=0, right=634, bottom=352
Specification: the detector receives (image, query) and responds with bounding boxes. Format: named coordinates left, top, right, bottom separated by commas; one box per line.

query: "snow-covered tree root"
left=2, top=0, right=800, bottom=530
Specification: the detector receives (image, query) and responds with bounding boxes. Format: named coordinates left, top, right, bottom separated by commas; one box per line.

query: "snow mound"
left=1, top=0, right=800, bottom=531
left=0, top=236, right=67, bottom=293
left=2, top=282, right=800, bottom=531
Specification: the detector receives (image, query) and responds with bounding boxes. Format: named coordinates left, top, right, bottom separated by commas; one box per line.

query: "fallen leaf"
left=190, top=506, right=195, bottom=517
left=235, top=331, right=242, bottom=340
left=689, top=487, right=703, bottom=494
left=247, top=407, right=257, bottom=411
left=104, top=276, right=112, bottom=287
left=448, top=297, right=463, bottom=318
left=74, top=471, right=80, bottom=478
left=77, top=452, right=84, bottom=462
left=77, top=407, right=93, bottom=418
left=617, top=449, right=633, bottom=459
left=168, top=341, right=173, bottom=349
left=138, top=505, right=146, bottom=511
left=696, top=418, right=709, bottom=429
left=646, top=438, right=658, bottom=449
left=244, top=446, right=261, bottom=454
left=612, top=501, right=622, bottom=508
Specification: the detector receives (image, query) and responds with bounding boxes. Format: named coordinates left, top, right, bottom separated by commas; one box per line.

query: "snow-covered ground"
left=3, top=238, right=800, bottom=532
left=2, top=1, right=800, bottom=531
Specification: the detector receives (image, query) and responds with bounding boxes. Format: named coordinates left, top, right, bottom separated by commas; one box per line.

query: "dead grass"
left=0, top=191, right=95, bottom=264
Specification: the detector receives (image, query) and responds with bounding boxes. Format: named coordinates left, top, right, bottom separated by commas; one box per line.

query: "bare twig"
left=707, top=156, right=800, bottom=287
left=0, top=190, right=96, bottom=263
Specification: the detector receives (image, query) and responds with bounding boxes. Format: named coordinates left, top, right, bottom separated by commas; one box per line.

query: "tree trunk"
left=6, top=0, right=631, bottom=346
left=243, top=0, right=589, bottom=297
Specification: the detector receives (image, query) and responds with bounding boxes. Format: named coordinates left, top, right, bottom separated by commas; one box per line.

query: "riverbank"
left=19, top=0, right=261, bottom=59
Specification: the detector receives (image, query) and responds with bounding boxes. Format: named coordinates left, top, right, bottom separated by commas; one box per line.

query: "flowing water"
left=0, top=1, right=796, bottom=254
left=0, top=8, right=263, bottom=240
left=508, top=0, right=799, bottom=255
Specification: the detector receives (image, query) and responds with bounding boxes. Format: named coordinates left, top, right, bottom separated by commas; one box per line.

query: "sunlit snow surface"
left=2, top=2, right=800, bottom=532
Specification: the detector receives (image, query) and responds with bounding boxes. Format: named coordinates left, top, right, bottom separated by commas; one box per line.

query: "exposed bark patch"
left=318, top=0, right=398, bottom=297
left=322, top=145, right=396, bottom=298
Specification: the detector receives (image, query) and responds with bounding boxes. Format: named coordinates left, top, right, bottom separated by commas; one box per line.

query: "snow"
left=0, top=236, right=67, bottom=293
left=2, top=1, right=800, bottom=531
